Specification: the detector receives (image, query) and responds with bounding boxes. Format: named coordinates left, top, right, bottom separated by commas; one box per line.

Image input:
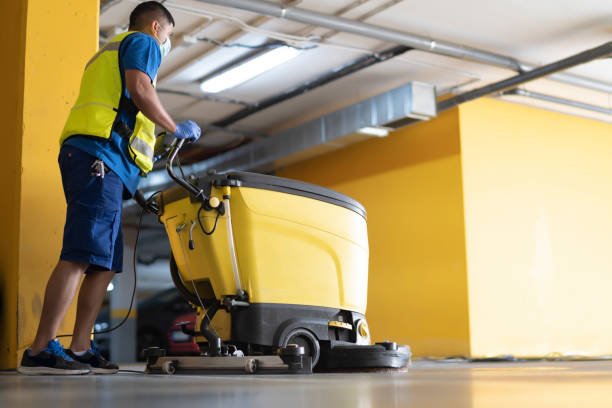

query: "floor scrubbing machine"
left=144, top=139, right=411, bottom=374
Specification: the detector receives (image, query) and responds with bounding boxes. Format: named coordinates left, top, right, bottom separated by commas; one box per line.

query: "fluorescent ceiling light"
left=357, top=126, right=392, bottom=137
left=200, top=46, right=301, bottom=93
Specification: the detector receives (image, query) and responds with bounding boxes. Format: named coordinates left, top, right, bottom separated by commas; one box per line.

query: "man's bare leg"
left=70, top=270, right=115, bottom=352
left=30, top=260, right=88, bottom=354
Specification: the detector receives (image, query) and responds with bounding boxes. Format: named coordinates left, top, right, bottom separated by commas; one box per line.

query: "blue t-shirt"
left=64, top=32, right=161, bottom=197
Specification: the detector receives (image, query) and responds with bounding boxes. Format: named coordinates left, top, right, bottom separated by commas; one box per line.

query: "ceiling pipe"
left=199, top=0, right=520, bottom=70
left=197, top=0, right=612, bottom=94
left=295, top=0, right=400, bottom=42
left=213, top=45, right=412, bottom=127
left=437, top=41, right=612, bottom=112
left=502, top=88, right=612, bottom=117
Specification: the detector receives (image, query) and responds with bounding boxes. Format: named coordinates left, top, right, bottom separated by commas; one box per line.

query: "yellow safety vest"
left=60, top=31, right=157, bottom=175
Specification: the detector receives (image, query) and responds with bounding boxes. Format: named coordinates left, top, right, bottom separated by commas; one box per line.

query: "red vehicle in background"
left=167, top=313, right=200, bottom=355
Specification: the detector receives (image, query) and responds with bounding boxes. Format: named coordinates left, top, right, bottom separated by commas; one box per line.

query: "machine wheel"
left=162, top=361, right=176, bottom=375
left=283, top=329, right=321, bottom=368
left=170, top=255, right=215, bottom=307
left=244, top=358, right=258, bottom=374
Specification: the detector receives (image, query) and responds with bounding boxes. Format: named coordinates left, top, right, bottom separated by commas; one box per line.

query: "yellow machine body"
left=150, top=169, right=410, bottom=371
left=160, top=182, right=369, bottom=315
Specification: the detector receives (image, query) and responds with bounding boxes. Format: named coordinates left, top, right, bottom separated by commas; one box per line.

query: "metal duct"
left=198, top=0, right=612, bottom=94
left=139, top=82, right=436, bottom=191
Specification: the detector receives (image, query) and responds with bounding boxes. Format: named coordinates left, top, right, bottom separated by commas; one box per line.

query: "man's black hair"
left=129, top=1, right=175, bottom=29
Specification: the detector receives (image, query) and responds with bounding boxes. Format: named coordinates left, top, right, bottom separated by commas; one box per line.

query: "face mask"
left=160, top=37, right=172, bottom=59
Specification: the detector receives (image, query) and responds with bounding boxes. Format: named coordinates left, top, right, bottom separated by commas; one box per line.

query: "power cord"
left=177, top=150, right=221, bottom=237
left=117, top=369, right=147, bottom=374
left=177, top=153, right=220, bottom=235
left=197, top=205, right=221, bottom=236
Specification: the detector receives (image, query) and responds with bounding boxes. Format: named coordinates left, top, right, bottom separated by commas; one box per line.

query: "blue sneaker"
left=66, top=341, right=119, bottom=374
left=18, top=339, right=91, bottom=375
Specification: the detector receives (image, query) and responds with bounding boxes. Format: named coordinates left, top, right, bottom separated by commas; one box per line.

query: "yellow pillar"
left=460, top=98, right=612, bottom=357
left=0, top=0, right=99, bottom=369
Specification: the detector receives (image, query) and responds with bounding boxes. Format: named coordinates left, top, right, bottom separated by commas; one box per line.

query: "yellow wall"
left=459, top=98, right=612, bottom=357
left=0, top=0, right=99, bottom=368
left=280, top=96, right=612, bottom=358
left=279, top=109, right=471, bottom=357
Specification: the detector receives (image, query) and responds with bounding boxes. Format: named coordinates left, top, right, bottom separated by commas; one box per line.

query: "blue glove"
left=174, top=120, right=201, bottom=142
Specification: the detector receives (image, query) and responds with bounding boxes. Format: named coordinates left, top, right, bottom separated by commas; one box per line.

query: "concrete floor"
left=2, top=360, right=612, bottom=407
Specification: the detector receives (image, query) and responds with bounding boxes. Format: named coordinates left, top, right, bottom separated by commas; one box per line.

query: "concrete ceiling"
left=100, top=0, right=611, bottom=149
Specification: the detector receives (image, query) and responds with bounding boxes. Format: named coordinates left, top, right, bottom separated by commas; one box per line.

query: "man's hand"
left=174, top=120, right=201, bottom=142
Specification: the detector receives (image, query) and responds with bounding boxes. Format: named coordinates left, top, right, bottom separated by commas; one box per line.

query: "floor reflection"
left=2, top=361, right=612, bottom=407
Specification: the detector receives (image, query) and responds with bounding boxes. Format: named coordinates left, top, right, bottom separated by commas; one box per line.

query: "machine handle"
left=166, top=138, right=208, bottom=202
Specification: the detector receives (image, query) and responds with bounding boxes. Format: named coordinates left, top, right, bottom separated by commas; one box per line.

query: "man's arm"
left=125, top=69, right=176, bottom=133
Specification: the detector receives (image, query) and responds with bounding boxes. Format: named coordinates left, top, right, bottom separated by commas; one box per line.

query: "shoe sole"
left=17, top=366, right=91, bottom=375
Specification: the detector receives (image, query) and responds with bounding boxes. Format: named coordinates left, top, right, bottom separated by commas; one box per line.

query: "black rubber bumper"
left=319, top=342, right=411, bottom=370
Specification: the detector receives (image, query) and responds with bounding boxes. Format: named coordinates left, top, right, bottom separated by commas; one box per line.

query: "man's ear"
left=149, top=20, right=159, bottom=37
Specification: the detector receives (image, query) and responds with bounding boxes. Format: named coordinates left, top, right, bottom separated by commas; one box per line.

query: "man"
left=18, top=1, right=200, bottom=375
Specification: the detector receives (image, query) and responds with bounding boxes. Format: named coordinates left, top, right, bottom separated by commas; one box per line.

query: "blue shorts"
left=59, top=145, right=124, bottom=273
